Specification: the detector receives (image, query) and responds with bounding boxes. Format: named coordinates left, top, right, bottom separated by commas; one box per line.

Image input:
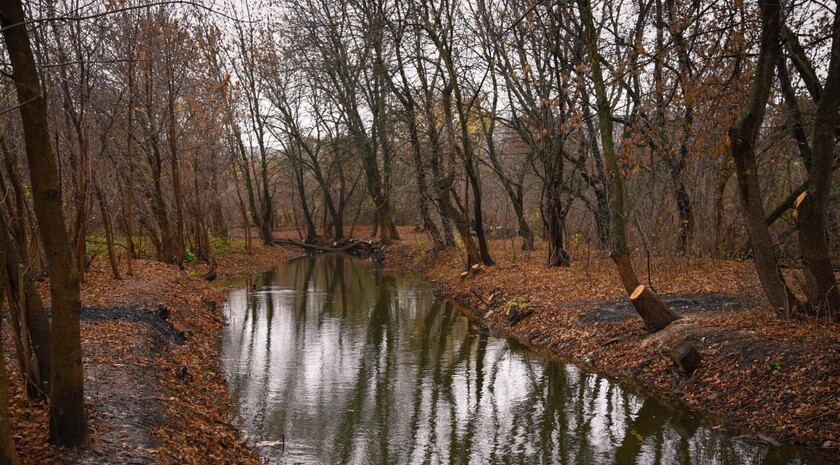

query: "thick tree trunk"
left=796, top=11, right=840, bottom=319
left=259, top=153, right=274, bottom=246
left=728, top=0, right=800, bottom=315
left=0, top=139, right=31, bottom=266
left=580, top=89, right=612, bottom=249
left=464, top=142, right=493, bottom=266
left=167, top=76, right=186, bottom=265
left=0, top=0, right=89, bottom=445
left=428, top=137, right=456, bottom=248
left=359, top=143, right=398, bottom=243
left=672, top=165, right=694, bottom=255
left=150, top=138, right=177, bottom=263
left=517, top=207, right=535, bottom=252
left=259, top=214, right=273, bottom=246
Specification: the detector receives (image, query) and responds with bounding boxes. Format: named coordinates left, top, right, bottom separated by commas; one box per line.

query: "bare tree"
left=1, top=0, right=89, bottom=445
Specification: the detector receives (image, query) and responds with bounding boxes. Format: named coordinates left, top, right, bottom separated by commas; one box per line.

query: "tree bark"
left=124, top=34, right=136, bottom=275
left=94, top=179, right=121, bottom=280
left=0, top=0, right=89, bottom=446
left=546, top=186, right=570, bottom=267
left=728, top=0, right=800, bottom=315
left=0, top=245, right=20, bottom=464
left=0, top=216, right=51, bottom=399
left=796, top=10, right=840, bottom=319
left=630, top=285, right=682, bottom=332
left=437, top=176, right=482, bottom=268
left=166, top=77, right=186, bottom=265
left=577, top=0, right=679, bottom=330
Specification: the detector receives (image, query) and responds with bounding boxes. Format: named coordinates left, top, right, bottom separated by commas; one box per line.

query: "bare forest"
left=0, top=0, right=838, bottom=462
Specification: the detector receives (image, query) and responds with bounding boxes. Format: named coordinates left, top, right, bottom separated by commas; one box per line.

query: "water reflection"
left=221, top=255, right=823, bottom=464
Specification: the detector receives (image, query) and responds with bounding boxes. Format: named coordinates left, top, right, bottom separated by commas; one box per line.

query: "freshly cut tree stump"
left=670, top=339, right=702, bottom=375
left=630, top=285, right=681, bottom=331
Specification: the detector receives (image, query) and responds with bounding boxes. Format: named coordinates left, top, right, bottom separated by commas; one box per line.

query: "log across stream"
left=220, top=254, right=823, bottom=464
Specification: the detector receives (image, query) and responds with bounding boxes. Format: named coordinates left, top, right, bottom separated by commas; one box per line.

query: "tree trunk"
left=796, top=11, right=840, bottom=319
left=0, top=0, right=89, bottom=445
left=671, top=162, right=694, bottom=255
left=581, top=90, right=611, bottom=249
left=0, top=217, right=51, bottom=399
left=150, top=138, right=176, bottom=263
left=546, top=187, right=570, bottom=267
left=438, top=177, right=482, bottom=268
left=728, top=0, right=800, bottom=315
left=0, top=256, right=20, bottom=464
left=407, top=117, right=445, bottom=249
left=167, top=87, right=186, bottom=266
left=428, top=134, right=456, bottom=248
left=94, top=180, right=121, bottom=280
left=518, top=206, right=535, bottom=252
left=259, top=152, right=274, bottom=246
left=293, top=161, right=317, bottom=243
left=463, top=135, right=493, bottom=266
left=577, top=0, right=679, bottom=330
left=124, top=41, right=136, bottom=275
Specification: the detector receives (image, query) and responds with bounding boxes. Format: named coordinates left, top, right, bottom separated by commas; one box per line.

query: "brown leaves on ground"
left=385, top=231, right=840, bottom=451
left=4, top=244, right=292, bottom=464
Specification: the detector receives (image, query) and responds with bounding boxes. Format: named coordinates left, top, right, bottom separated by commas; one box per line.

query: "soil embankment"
left=384, top=235, right=839, bottom=453
left=3, top=244, right=291, bottom=464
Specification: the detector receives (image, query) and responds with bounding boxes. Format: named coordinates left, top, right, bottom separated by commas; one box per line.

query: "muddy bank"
left=384, top=240, right=840, bottom=453
left=4, top=244, right=291, bottom=464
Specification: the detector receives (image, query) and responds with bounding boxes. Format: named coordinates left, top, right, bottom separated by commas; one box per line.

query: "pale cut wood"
left=630, top=285, right=681, bottom=331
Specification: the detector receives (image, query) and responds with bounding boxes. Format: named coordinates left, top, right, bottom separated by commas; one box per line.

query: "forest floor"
left=382, top=228, right=839, bottom=454
left=2, top=244, right=291, bottom=464
left=5, top=227, right=839, bottom=462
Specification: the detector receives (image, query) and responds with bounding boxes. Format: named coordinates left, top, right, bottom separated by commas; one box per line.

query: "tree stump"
left=630, top=285, right=681, bottom=331
left=669, top=339, right=701, bottom=375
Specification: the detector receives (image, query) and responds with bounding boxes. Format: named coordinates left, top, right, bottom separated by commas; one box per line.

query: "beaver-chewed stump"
left=670, top=338, right=702, bottom=376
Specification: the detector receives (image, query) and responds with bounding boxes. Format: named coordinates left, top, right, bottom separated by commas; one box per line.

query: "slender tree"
left=0, top=0, right=89, bottom=446
left=577, top=0, right=681, bottom=331
left=0, top=226, right=20, bottom=465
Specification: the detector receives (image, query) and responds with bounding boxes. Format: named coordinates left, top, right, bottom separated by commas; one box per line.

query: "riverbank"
left=2, top=243, right=291, bottom=464
left=384, top=231, right=839, bottom=453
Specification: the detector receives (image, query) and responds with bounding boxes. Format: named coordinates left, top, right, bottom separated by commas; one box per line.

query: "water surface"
left=221, top=254, right=825, bottom=464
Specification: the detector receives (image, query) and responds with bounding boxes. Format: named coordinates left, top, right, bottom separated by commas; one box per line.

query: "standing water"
left=221, top=254, right=825, bottom=464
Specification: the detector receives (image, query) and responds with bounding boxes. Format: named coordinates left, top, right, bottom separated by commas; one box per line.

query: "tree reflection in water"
left=221, top=255, right=820, bottom=465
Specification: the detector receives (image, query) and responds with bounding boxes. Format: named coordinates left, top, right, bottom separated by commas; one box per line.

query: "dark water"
left=221, top=254, right=827, bottom=465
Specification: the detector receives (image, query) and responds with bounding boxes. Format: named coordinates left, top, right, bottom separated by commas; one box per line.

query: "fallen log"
left=274, top=238, right=369, bottom=253
left=274, top=238, right=384, bottom=262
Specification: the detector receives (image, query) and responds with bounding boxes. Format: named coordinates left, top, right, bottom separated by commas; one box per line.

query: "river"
left=220, top=254, right=825, bottom=464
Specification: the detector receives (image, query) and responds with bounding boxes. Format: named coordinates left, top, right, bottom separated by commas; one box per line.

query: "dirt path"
left=4, top=244, right=292, bottom=464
